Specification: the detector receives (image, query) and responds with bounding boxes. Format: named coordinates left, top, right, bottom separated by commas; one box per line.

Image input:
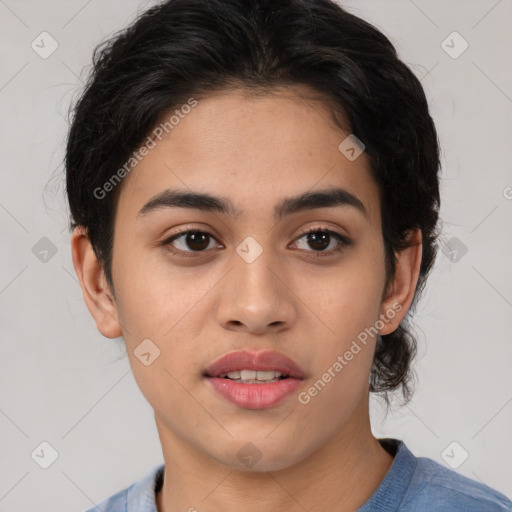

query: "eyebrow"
left=136, top=187, right=367, bottom=221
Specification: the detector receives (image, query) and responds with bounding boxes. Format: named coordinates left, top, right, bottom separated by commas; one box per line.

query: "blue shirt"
left=85, top=438, right=511, bottom=511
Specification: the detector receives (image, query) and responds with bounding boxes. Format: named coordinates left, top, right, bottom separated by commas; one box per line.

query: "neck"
left=155, top=395, right=394, bottom=512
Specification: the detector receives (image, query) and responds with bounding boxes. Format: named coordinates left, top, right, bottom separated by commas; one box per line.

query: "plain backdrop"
left=0, top=0, right=511, bottom=510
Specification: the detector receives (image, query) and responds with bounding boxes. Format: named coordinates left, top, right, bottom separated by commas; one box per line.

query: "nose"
left=215, top=247, right=297, bottom=335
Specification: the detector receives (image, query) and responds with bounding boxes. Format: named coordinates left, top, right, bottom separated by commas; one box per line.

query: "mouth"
left=203, top=350, right=305, bottom=409
left=213, top=369, right=290, bottom=383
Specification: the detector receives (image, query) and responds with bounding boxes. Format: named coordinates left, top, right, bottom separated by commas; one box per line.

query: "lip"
left=203, top=350, right=305, bottom=410
left=204, top=349, right=305, bottom=379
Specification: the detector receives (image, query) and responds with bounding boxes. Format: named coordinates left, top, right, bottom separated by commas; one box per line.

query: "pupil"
left=187, top=231, right=209, bottom=251
left=308, top=232, right=329, bottom=251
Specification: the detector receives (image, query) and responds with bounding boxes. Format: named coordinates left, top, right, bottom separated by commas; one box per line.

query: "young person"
left=65, top=0, right=512, bottom=510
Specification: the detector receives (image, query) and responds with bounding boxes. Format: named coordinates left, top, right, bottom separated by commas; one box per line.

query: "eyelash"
left=161, top=225, right=351, bottom=259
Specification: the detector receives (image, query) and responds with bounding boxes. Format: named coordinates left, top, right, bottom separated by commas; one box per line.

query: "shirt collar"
left=357, top=438, right=418, bottom=511
left=127, top=463, right=164, bottom=512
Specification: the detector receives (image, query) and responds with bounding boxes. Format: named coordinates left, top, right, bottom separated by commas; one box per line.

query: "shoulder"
left=402, top=454, right=512, bottom=511
left=360, top=439, right=511, bottom=512
left=83, top=463, right=164, bottom=512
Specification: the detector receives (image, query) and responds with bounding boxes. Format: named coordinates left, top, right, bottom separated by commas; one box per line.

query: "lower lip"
left=205, top=377, right=303, bottom=409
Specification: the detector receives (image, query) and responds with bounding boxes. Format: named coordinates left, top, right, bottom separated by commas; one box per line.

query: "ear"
left=378, top=228, right=423, bottom=335
left=71, top=226, right=123, bottom=339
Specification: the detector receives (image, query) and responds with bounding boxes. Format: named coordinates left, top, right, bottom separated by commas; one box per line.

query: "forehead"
left=116, top=87, right=381, bottom=226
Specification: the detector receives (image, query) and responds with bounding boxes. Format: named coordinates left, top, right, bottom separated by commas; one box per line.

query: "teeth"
left=241, top=370, right=257, bottom=380
left=219, top=370, right=284, bottom=382
left=253, top=370, right=282, bottom=381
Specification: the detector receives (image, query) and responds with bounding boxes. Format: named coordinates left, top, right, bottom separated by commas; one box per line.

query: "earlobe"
left=71, top=226, right=123, bottom=339
left=379, top=228, right=423, bottom=335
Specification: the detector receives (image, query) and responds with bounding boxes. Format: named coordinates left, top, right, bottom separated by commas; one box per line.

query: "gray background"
left=1, top=0, right=511, bottom=510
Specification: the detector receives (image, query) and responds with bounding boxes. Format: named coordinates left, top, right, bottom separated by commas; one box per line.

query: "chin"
left=209, top=440, right=308, bottom=473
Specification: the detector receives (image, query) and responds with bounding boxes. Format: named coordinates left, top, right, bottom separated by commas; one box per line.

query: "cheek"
left=112, top=243, right=202, bottom=340
left=299, top=277, right=383, bottom=422
left=112, top=262, right=200, bottom=414
left=111, top=246, right=213, bottom=393
left=317, top=258, right=386, bottom=344
left=304, top=243, right=386, bottom=396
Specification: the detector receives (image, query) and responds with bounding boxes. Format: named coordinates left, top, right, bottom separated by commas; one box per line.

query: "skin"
left=71, top=86, right=422, bottom=512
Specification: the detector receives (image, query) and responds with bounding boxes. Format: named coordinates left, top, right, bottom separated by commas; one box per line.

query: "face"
left=78, top=87, right=414, bottom=472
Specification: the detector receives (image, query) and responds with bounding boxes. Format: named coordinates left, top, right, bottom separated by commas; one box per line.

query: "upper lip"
left=204, top=350, right=305, bottom=379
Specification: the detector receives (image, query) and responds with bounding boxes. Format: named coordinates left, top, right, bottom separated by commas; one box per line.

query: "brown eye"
left=163, top=230, right=220, bottom=257
left=292, top=228, right=350, bottom=254
left=180, top=231, right=211, bottom=251
left=305, top=231, right=330, bottom=251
